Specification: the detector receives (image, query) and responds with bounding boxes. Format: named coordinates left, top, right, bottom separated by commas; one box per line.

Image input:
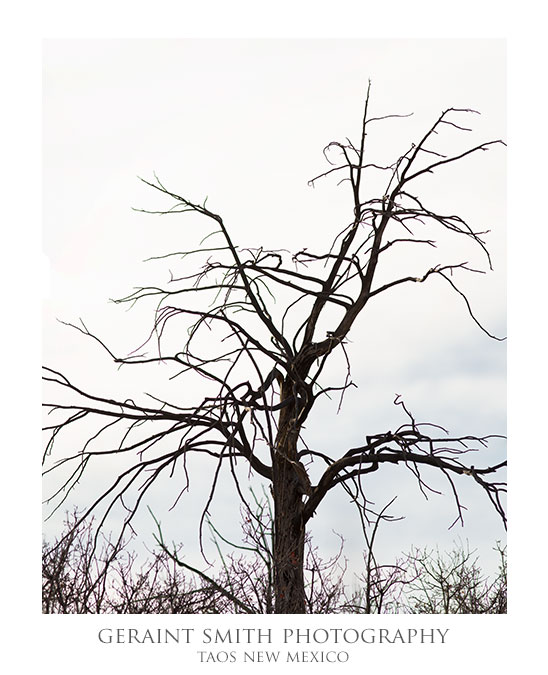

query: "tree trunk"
left=272, top=455, right=306, bottom=613
left=272, top=392, right=307, bottom=613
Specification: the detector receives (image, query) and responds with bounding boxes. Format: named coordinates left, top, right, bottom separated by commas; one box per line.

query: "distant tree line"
left=42, top=502, right=506, bottom=614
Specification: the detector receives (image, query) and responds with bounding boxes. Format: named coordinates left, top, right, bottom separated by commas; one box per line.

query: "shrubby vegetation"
left=43, top=503, right=506, bottom=614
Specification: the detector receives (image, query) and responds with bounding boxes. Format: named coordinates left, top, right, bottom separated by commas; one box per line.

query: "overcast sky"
left=43, top=39, right=507, bottom=579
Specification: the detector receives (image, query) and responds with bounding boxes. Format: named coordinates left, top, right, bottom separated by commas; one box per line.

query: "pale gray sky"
left=43, top=39, right=506, bottom=581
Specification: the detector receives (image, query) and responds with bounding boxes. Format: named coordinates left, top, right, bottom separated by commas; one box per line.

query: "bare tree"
left=43, top=84, right=506, bottom=613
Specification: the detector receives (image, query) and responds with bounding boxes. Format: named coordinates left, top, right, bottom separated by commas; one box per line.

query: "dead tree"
left=43, top=84, right=506, bottom=614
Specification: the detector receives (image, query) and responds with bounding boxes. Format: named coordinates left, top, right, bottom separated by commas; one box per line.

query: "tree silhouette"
left=43, top=84, right=506, bottom=614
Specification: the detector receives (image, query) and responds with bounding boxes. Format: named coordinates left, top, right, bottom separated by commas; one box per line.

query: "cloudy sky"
left=42, top=39, right=507, bottom=581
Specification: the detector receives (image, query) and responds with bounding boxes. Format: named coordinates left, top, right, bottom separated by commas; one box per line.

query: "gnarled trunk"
left=272, top=455, right=306, bottom=612
left=272, top=391, right=307, bottom=613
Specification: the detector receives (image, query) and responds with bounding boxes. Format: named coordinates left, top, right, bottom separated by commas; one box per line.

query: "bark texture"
left=272, top=380, right=307, bottom=613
